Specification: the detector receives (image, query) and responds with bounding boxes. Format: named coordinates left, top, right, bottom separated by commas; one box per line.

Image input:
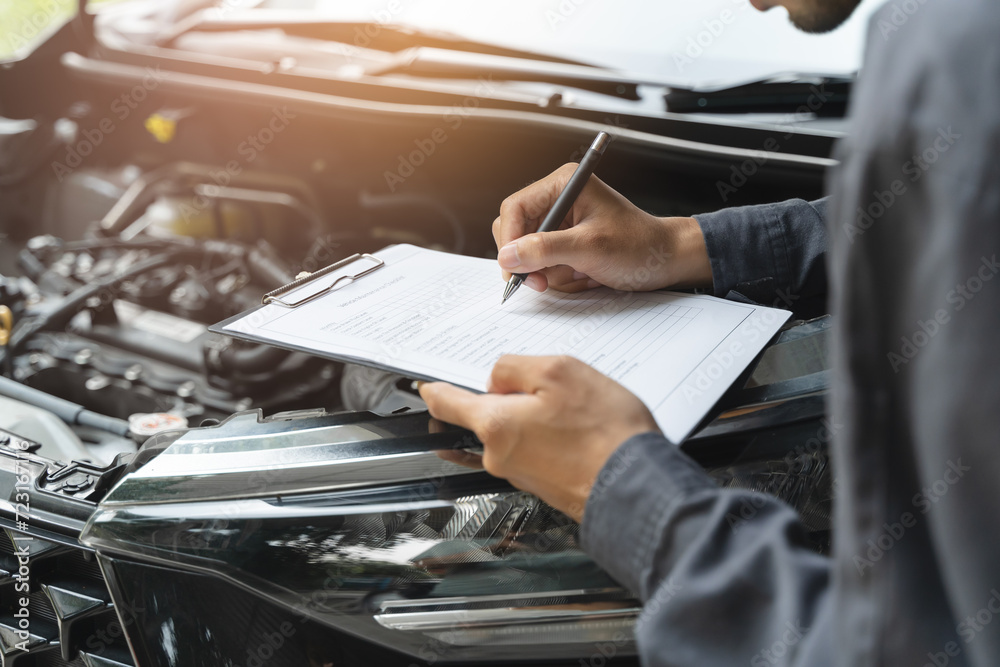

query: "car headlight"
left=81, top=409, right=640, bottom=663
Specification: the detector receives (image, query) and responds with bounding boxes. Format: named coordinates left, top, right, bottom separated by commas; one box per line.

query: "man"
left=419, top=0, right=1000, bottom=664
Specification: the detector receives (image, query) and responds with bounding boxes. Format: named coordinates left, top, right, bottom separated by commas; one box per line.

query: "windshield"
left=256, top=0, right=886, bottom=88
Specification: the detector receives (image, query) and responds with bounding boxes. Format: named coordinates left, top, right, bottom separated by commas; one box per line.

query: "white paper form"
left=223, top=244, right=790, bottom=444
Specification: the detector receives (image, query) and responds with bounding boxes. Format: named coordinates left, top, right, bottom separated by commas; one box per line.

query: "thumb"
left=498, top=228, right=584, bottom=274
left=419, top=382, right=484, bottom=431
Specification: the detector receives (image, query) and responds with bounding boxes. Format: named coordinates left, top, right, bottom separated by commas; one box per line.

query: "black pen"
left=501, top=131, right=613, bottom=304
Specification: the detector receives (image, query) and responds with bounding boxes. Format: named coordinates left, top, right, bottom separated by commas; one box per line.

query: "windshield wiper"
left=664, top=74, right=851, bottom=116
left=156, top=8, right=642, bottom=100
left=368, top=48, right=641, bottom=100
left=159, top=9, right=584, bottom=65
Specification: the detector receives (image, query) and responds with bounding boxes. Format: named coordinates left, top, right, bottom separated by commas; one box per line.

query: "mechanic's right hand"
left=493, top=163, right=714, bottom=293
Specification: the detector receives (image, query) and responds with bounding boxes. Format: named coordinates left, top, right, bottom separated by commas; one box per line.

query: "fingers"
left=498, top=227, right=585, bottom=275
left=486, top=357, right=527, bottom=394
left=501, top=265, right=600, bottom=292
left=494, top=164, right=580, bottom=253
left=420, top=382, right=528, bottom=438
left=488, top=354, right=582, bottom=395
left=498, top=267, right=547, bottom=291
left=435, top=448, right=485, bottom=469
left=419, top=382, right=485, bottom=431
left=523, top=273, right=547, bottom=291
left=550, top=277, right=601, bottom=292
left=540, top=265, right=600, bottom=292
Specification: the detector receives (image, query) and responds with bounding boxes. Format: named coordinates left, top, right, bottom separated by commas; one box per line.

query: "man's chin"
left=785, top=0, right=864, bottom=34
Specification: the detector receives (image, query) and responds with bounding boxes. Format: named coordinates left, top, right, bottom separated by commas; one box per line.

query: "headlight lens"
left=83, top=487, right=639, bottom=662
left=82, top=410, right=640, bottom=662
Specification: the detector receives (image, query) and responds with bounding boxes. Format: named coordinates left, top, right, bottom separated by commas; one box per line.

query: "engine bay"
left=0, top=13, right=839, bottom=660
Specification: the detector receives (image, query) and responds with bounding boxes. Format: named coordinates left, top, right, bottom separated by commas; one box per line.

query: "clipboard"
left=210, top=243, right=791, bottom=444
left=209, top=249, right=443, bottom=384
left=260, top=253, right=385, bottom=308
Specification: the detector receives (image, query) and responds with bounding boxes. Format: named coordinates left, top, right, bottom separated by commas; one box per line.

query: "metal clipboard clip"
left=262, top=253, right=385, bottom=308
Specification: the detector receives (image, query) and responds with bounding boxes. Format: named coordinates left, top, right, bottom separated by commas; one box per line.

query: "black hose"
left=13, top=241, right=295, bottom=376
left=219, top=241, right=294, bottom=374
left=17, top=248, right=52, bottom=283
left=247, top=242, right=294, bottom=287
left=7, top=251, right=181, bottom=355
left=216, top=343, right=291, bottom=375
left=0, top=126, right=65, bottom=189
left=0, top=376, right=130, bottom=437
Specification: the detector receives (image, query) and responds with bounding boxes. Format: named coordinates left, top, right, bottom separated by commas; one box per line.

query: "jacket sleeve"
left=580, top=432, right=832, bottom=667
left=693, top=198, right=829, bottom=316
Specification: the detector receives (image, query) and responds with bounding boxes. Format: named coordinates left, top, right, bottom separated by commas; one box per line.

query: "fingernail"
left=498, top=241, right=520, bottom=269
left=572, top=271, right=587, bottom=281
left=585, top=279, right=600, bottom=289
left=524, top=274, right=545, bottom=291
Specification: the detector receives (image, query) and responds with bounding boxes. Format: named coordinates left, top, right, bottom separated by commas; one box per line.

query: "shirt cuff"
left=693, top=198, right=828, bottom=305
left=579, top=432, right=715, bottom=597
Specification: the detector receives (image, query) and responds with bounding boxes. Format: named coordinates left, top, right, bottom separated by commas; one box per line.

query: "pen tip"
left=502, top=277, right=520, bottom=304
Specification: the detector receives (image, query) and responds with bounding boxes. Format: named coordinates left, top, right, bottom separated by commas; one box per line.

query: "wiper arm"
left=664, top=74, right=852, bottom=115
left=159, top=8, right=584, bottom=66
left=369, top=48, right=641, bottom=101
left=156, top=8, right=642, bottom=100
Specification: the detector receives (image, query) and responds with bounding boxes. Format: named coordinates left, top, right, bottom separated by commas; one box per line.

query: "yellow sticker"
left=145, top=114, right=177, bottom=143
left=0, top=305, right=12, bottom=347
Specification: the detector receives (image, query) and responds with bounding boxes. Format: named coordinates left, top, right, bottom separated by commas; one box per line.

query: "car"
left=0, top=1, right=849, bottom=664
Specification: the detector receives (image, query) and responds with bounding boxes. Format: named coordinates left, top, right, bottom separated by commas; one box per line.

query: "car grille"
left=0, top=529, right=134, bottom=667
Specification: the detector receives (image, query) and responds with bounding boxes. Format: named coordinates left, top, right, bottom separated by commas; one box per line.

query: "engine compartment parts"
left=127, top=412, right=189, bottom=440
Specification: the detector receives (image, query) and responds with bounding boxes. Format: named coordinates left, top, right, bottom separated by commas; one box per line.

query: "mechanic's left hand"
left=419, top=355, right=660, bottom=522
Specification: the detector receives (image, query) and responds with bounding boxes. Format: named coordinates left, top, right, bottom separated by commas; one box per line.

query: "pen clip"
left=263, top=253, right=385, bottom=308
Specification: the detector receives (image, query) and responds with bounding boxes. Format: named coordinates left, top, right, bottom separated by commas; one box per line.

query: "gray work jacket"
left=580, top=1, right=1000, bottom=665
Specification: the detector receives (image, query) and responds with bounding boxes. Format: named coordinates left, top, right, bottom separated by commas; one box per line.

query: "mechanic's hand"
left=493, top=164, right=713, bottom=292
left=419, top=355, right=660, bottom=522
